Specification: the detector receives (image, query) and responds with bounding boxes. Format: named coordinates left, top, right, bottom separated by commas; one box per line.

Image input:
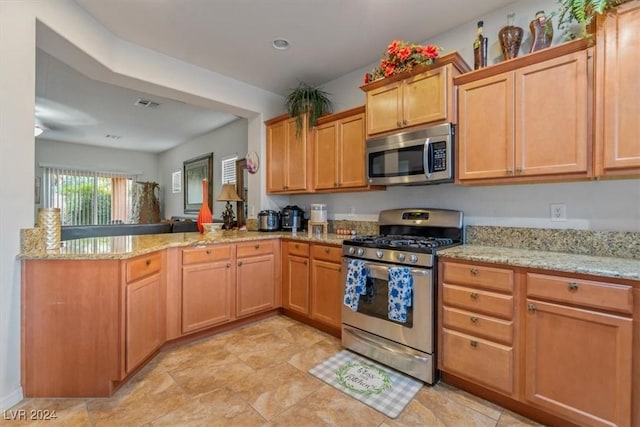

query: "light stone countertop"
left=18, top=231, right=348, bottom=260
left=438, top=244, right=640, bottom=283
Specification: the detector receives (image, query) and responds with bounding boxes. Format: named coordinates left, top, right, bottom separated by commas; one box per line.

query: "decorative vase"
left=499, top=12, right=523, bottom=60
left=196, top=179, right=212, bottom=233
left=38, top=207, right=61, bottom=251
left=530, top=10, right=553, bottom=53
left=133, top=181, right=160, bottom=224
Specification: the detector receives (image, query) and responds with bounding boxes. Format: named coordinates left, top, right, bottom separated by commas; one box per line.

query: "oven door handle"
left=364, top=263, right=428, bottom=277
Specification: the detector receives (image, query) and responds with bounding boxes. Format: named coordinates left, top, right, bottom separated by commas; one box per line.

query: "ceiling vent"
left=134, top=98, right=160, bottom=109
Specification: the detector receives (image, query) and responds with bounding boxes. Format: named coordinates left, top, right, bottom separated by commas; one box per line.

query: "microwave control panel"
left=431, top=141, right=447, bottom=172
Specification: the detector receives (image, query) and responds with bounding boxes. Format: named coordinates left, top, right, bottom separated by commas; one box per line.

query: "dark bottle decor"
left=473, top=20, right=488, bottom=70
left=499, top=12, right=523, bottom=60
left=530, top=10, right=554, bottom=53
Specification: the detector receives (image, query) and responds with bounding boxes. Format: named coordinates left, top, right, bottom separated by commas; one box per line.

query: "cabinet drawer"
left=237, top=240, right=275, bottom=258
left=442, top=284, right=514, bottom=319
left=441, top=328, right=514, bottom=395
left=442, top=306, right=513, bottom=345
left=526, top=273, right=633, bottom=314
left=182, top=245, right=232, bottom=265
left=125, top=252, right=161, bottom=283
left=311, top=244, right=342, bottom=263
left=443, top=262, right=514, bottom=293
left=285, top=241, right=310, bottom=257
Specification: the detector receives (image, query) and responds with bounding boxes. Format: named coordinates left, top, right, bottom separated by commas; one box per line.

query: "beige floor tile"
left=229, top=362, right=324, bottom=420
left=272, top=322, right=332, bottom=347
left=412, top=386, right=499, bottom=427
left=287, top=339, right=342, bottom=372
left=426, top=382, right=503, bottom=420
left=0, top=399, right=90, bottom=427
left=269, top=384, right=386, bottom=427
left=380, top=399, right=446, bottom=427
left=497, top=410, right=545, bottom=427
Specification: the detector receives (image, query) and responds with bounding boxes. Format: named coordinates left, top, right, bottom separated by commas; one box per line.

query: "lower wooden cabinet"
left=282, top=241, right=310, bottom=315
left=236, top=240, right=279, bottom=318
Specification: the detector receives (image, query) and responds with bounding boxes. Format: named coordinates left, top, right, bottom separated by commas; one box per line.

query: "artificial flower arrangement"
left=365, top=40, right=441, bottom=84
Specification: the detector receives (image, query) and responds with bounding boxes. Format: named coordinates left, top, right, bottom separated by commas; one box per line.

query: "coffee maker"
left=281, top=205, right=306, bottom=231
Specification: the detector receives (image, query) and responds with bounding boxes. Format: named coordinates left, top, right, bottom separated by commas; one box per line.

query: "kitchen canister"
left=310, top=203, right=327, bottom=222
left=38, top=207, right=61, bottom=250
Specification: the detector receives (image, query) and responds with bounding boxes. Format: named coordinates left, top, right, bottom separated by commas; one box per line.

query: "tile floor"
left=2, top=315, right=543, bottom=426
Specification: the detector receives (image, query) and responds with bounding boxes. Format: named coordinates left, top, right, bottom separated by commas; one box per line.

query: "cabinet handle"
left=238, top=261, right=243, bottom=267
left=515, top=166, right=523, bottom=174
left=396, top=120, right=402, bottom=127
left=470, top=268, right=478, bottom=276
left=206, top=249, right=212, bottom=254
left=226, top=263, right=231, bottom=268
left=402, top=119, right=408, bottom=126
left=506, top=168, right=513, bottom=175
left=295, top=244, right=299, bottom=249
left=146, top=259, right=151, bottom=266
left=470, top=340, right=478, bottom=348
left=470, top=316, right=478, bottom=323
left=335, top=182, right=338, bottom=187
left=255, top=244, right=260, bottom=249
left=303, top=260, right=308, bottom=265
left=527, top=303, right=537, bottom=312
left=568, top=282, right=579, bottom=291
left=470, top=292, right=478, bottom=300
left=324, top=248, right=330, bottom=253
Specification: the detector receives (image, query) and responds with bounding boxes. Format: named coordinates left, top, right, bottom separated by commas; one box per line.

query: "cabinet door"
left=181, top=260, right=233, bottom=333
left=285, top=117, right=308, bottom=191
left=126, top=273, right=165, bottom=373
left=525, top=300, right=632, bottom=427
left=283, top=254, right=310, bottom=315
left=366, top=82, right=402, bottom=135
left=314, top=121, right=338, bottom=190
left=337, top=113, right=366, bottom=188
left=266, top=120, right=286, bottom=192
left=236, top=254, right=276, bottom=317
left=457, top=73, right=514, bottom=180
left=310, top=259, right=342, bottom=328
left=515, top=51, right=589, bottom=176
left=600, top=2, right=640, bottom=174
left=403, top=67, right=448, bottom=127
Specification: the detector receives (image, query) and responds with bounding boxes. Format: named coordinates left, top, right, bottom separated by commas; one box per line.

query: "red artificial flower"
left=397, top=46, right=412, bottom=61
left=387, top=40, right=401, bottom=55
left=423, top=45, right=439, bottom=59
left=384, top=64, right=396, bottom=77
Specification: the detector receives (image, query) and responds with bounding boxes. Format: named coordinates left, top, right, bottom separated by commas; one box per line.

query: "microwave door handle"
left=423, top=138, right=432, bottom=178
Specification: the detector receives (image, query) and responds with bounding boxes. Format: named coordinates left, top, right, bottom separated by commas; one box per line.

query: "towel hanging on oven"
left=343, top=259, right=368, bottom=311
left=388, top=267, right=413, bottom=323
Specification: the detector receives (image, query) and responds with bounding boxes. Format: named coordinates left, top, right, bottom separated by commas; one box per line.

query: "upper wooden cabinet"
left=266, top=115, right=310, bottom=194
left=595, top=0, right=640, bottom=177
left=361, top=52, right=470, bottom=137
left=313, top=106, right=367, bottom=190
left=456, top=40, right=592, bottom=184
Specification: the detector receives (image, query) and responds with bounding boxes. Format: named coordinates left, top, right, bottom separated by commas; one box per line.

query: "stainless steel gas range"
left=341, top=208, right=463, bottom=384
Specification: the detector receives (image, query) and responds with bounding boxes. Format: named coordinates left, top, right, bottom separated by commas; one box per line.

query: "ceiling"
left=36, top=0, right=516, bottom=152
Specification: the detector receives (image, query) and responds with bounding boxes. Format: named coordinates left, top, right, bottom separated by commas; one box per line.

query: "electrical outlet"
left=550, top=203, right=567, bottom=221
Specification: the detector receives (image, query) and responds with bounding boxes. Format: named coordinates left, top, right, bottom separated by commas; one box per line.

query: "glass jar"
left=530, top=10, right=553, bottom=53
left=499, top=12, right=523, bottom=60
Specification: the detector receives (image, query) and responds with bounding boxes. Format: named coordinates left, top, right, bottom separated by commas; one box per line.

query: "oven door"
left=341, top=259, right=434, bottom=354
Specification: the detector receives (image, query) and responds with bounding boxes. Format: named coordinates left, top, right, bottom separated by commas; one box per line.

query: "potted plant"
left=557, top=0, right=629, bottom=37
left=284, top=82, right=333, bottom=137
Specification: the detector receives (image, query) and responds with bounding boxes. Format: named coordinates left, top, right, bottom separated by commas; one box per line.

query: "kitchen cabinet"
left=456, top=40, right=591, bottom=184
left=310, top=244, right=343, bottom=329
left=439, top=261, right=517, bottom=396
left=266, top=114, right=311, bottom=193
left=236, top=240, right=280, bottom=317
left=282, top=240, right=310, bottom=315
left=123, top=252, right=166, bottom=374
left=181, top=244, right=234, bottom=334
left=595, top=0, right=640, bottom=177
left=524, top=273, right=632, bottom=427
left=313, top=106, right=367, bottom=190
left=361, top=52, right=470, bottom=137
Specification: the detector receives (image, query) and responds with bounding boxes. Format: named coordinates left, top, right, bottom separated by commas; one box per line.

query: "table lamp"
left=216, top=183, right=243, bottom=230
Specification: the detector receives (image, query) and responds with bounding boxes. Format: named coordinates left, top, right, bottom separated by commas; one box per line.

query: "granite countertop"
left=438, top=244, right=640, bottom=282
left=19, top=231, right=348, bottom=260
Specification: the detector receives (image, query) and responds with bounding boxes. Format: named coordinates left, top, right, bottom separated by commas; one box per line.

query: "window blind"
left=221, top=155, right=238, bottom=184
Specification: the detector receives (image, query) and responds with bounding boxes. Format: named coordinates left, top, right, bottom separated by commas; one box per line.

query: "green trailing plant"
left=556, top=0, right=628, bottom=38
left=284, top=82, right=333, bottom=137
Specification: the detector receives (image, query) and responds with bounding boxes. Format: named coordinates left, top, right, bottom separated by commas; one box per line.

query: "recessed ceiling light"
left=272, top=38, right=290, bottom=50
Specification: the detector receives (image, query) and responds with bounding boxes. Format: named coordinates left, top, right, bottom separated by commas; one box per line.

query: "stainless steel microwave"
left=366, top=123, right=454, bottom=185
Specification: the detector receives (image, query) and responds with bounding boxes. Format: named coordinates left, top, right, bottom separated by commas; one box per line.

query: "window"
left=221, top=154, right=238, bottom=184
left=42, top=166, right=137, bottom=225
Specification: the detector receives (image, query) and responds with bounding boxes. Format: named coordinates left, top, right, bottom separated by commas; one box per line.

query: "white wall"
left=159, top=118, right=248, bottom=220
left=293, top=0, right=640, bottom=232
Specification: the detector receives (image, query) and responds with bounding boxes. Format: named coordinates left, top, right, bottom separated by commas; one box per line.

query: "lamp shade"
left=216, top=183, right=243, bottom=202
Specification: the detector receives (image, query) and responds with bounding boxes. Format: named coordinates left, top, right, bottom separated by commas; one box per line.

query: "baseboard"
left=1, top=387, right=24, bottom=411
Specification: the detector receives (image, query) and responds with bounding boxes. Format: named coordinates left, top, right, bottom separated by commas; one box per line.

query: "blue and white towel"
left=388, top=267, right=413, bottom=323
left=343, top=259, right=368, bottom=311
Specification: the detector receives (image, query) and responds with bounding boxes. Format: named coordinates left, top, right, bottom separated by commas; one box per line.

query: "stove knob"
left=348, top=247, right=355, bottom=255
left=397, top=253, right=406, bottom=261
left=410, top=254, right=419, bottom=264
left=375, top=250, right=384, bottom=259
left=356, top=248, right=365, bottom=257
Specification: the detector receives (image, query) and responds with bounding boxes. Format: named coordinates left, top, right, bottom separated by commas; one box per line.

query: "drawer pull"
left=226, top=263, right=231, bottom=268
left=304, top=260, right=308, bottom=265
left=470, top=268, right=478, bottom=276
left=470, top=316, right=479, bottom=324
left=470, top=292, right=478, bottom=300
left=295, top=244, right=299, bottom=249
left=255, top=244, right=260, bottom=249
left=568, top=282, right=579, bottom=291
left=470, top=340, right=478, bottom=348
left=324, top=248, right=330, bottom=253
left=527, top=303, right=537, bottom=312
left=206, top=249, right=212, bottom=254
left=238, top=261, right=243, bottom=267
left=145, top=259, right=151, bottom=266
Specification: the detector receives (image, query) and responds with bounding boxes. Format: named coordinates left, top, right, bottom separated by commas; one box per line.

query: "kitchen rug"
left=308, top=350, right=422, bottom=418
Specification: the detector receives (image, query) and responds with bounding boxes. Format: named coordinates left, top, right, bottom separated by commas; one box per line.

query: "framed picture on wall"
left=183, top=153, right=213, bottom=214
